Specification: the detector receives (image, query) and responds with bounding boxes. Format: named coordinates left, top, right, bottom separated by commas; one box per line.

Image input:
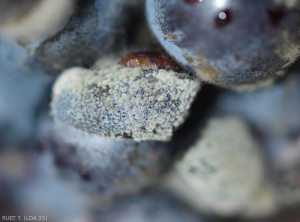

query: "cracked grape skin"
left=146, top=0, right=300, bottom=88
left=51, top=65, right=200, bottom=141
left=49, top=121, right=172, bottom=206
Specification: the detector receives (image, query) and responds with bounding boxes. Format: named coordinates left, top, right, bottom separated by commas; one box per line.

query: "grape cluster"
left=1, top=0, right=300, bottom=222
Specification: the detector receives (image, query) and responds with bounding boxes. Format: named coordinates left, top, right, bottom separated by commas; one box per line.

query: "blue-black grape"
left=35, top=0, right=143, bottom=71
left=0, top=36, right=52, bottom=148
left=146, top=0, right=300, bottom=87
left=48, top=121, right=172, bottom=206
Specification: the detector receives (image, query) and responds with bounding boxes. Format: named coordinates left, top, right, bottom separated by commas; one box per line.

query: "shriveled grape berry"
left=146, top=0, right=300, bottom=88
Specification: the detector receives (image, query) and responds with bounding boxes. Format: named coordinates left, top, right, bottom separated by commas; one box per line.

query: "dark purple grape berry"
left=146, top=0, right=300, bottom=88
left=48, top=121, right=172, bottom=206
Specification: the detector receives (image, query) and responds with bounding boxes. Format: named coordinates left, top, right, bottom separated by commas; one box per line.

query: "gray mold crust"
left=52, top=65, right=200, bottom=141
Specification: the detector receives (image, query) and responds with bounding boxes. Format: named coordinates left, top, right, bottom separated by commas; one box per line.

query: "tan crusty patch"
left=52, top=65, right=200, bottom=141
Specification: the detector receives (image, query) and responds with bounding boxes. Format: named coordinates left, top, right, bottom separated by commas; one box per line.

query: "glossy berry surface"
left=146, top=0, right=300, bottom=86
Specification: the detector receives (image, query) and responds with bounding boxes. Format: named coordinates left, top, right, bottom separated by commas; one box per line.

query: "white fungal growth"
left=52, top=65, right=200, bottom=141
left=175, top=116, right=278, bottom=217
